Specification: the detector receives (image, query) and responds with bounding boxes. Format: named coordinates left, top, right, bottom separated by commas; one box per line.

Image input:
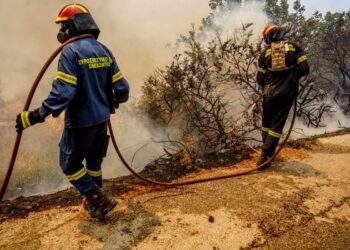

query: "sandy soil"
left=0, top=134, right=350, bottom=250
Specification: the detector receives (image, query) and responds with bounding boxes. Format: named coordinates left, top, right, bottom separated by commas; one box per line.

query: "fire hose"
left=0, top=36, right=297, bottom=201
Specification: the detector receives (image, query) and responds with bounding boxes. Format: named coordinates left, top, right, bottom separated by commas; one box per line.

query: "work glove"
left=15, top=108, right=45, bottom=133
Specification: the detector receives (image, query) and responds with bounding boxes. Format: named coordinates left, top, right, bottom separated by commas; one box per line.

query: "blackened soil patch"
left=271, top=161, right=328, bottom=178
left=0, top=182, right=132, bottom=222
left=137, top=147, right=253, bottom=183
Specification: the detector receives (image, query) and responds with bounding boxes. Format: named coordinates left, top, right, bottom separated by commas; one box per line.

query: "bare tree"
left=139, top=25, right=262, bottom=163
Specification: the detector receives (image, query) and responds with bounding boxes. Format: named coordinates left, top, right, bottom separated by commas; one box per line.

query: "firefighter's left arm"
left=295, top=45, right=310, bottom=78
left=257, top=52, right=267, bottom=87
left=111, top=57, right=130, bottom=106
left=39, top=46, right=78, bottom=118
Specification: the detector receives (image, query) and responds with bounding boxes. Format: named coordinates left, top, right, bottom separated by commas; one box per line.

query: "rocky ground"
left=0, top=133, right=350, bottom=250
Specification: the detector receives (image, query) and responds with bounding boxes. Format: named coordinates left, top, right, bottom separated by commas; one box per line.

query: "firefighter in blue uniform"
left=256, top=24, right=309, bottom=169
left=15, top=4, right=129, bottom=220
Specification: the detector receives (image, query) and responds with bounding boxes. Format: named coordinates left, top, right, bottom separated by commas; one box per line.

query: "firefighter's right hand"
left=15, top=109, right=44, bottom=133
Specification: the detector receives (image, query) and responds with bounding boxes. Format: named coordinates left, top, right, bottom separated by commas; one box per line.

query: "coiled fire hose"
left=0, top=35, right=297, bottom=201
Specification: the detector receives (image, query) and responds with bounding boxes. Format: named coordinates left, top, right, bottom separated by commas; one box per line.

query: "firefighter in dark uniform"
left=256, top=23, right=309, bottom=169
left=15, top=4, right=129, bottom=220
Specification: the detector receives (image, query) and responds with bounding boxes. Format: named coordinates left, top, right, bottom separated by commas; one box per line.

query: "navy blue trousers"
left=59, top=121, right=110, bottom=194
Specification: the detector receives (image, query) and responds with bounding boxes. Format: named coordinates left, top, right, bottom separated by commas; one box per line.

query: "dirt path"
left=1, top=134, right=350, bottom=250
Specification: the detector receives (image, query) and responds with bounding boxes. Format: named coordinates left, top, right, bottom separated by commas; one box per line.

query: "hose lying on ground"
left=108, top=98, right=296, bottom=186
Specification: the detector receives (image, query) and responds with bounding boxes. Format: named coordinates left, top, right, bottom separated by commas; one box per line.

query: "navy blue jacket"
left=39, top=37, right=129, bottom=128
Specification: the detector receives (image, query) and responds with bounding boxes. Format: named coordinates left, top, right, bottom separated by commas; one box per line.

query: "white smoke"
left=189, top=1, right=269, bottom=122
left=208, top=1, right=268, bottom=38
left=103, top=108, right=171, bottom=179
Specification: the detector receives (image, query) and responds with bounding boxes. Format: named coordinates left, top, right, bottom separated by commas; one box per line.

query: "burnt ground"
left=0, top=146, right=251, bottom=222
left=0, top=133, right=350, bottom=250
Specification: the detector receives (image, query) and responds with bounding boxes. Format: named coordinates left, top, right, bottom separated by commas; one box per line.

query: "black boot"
left=84, top=184, right=117, bottom=221
left=256, top=151, right=271, bottom=170
left=83, top=196, right=97, bottom=218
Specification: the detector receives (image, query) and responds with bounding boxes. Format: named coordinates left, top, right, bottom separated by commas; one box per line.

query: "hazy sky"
left=293, top=0, right=350, bottom=16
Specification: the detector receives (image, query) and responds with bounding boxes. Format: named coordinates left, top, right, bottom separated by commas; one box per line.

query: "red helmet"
left=56, top=4, right=90, bottom=23
left=262, top=23, right=279, bottom=44
left=262, top=23, right=278, bottom=39
left=55, top=4, right=100, bottom=43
